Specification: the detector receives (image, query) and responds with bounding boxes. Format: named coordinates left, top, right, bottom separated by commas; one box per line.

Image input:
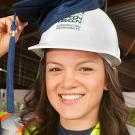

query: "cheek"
left=79, top=71, right=106, bottom=97
left=45, top=76, right=56, bottom=107
left=45, top=74, right=62, bottom=112
left=81, top=74, right=105, bottom=110
left=46, top=73, right=60, bottom=90
left=46, top=74, right=52, bottom=102
left=46, top=74, right=55, bottom=96
left=45, top=73, right=61, bottom=101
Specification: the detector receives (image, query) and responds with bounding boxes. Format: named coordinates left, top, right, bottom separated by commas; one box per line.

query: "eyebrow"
left=46, top=59, right=96, bottom=65
left=77, top=60, right=96, bottom=65
left=46, top=61, right=63, bottom=66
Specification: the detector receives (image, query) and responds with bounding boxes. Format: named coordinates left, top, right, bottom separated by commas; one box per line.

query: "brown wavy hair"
left=22, top=50, right=130, bottom=135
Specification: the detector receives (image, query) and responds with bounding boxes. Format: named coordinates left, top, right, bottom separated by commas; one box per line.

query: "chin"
left=59, top=110, right=84, bottom=120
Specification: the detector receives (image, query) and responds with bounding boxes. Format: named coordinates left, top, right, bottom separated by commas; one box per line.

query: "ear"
left=103, top=72, right=108, bottom=91
left=112, top=67, right=118, bottom=75
left=104, top=84, right=108, bottom=91
left=103, top=67, right=118, bottom=91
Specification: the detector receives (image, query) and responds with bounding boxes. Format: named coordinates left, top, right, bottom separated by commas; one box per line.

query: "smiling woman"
left=19, top=8, right=132, bottom=135
left=46, top=49, right=106, bottom=130
left=23, top=46, right=130, bottom=135
left=1, top=1, right=134, bottom=135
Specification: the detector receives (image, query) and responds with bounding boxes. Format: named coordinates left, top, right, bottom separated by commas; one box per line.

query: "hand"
left=0, top=16, right=28, bottom=57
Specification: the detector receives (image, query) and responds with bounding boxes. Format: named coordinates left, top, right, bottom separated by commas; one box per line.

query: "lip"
left=58, top=93, right=85, bottom=104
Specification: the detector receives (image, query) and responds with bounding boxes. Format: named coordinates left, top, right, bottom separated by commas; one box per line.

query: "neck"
left=60, top=108, right=99, bottom=131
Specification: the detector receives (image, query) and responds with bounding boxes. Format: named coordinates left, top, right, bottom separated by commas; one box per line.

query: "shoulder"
left=127, top=124, right=135, bottom=135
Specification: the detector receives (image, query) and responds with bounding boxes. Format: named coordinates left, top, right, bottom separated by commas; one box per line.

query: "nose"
left=60, top=70, right=79, bottom=90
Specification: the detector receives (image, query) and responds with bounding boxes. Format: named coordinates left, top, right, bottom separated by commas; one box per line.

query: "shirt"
left=58, top=123, right=93, bottom=135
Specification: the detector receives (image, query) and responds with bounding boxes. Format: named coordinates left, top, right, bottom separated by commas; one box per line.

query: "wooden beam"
left=0, top=71, right=35, bottom=88
left=118, top=30, right=135, bottom=55
left=0, top=0, right=13, bottom=7
left=119, top=73, right=135, bottom=92
left=118, top=60, right=135, bottom=79
left=118, top=60, right=135, bottom=92
left=20, top=32, right=39, bottom=40
left=108, top=0, right=132, bottom=6
left=125, top=39, right=135, bottom=56
left=0, top=58, right=39, bottom=76
left=108, top=0, right=135, bottom=10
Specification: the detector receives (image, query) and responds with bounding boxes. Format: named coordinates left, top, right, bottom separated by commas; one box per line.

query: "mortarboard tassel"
left=6, top=14, right=16, bottom=113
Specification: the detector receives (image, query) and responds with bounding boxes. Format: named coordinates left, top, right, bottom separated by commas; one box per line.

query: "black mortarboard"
left=13, top=0, right=105, bottom=32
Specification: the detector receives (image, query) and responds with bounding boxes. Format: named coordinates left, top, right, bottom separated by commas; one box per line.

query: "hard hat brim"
left=28, top=43, right=121, bottom=67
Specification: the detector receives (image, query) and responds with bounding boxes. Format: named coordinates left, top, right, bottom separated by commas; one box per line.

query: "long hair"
left=22, top=51, right=130, bottom=135
left=99, top=60, right=129, bottom=135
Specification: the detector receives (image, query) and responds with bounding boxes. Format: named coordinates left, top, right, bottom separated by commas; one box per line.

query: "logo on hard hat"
left=58, top=12, right=84, bottom=23
left=56, top=12, right=84, bottom=31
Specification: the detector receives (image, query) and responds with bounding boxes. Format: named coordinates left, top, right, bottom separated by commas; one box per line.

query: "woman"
left=0, top=8, right=133, bottom=135
left=20, top=8, right=132, bottom=135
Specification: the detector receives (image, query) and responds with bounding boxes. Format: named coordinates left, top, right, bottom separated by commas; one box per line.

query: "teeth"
left=61, top=94, right=83, bottom=100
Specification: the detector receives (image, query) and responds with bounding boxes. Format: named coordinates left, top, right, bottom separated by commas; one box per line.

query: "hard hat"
left=28, top=8, right=121, bottom=66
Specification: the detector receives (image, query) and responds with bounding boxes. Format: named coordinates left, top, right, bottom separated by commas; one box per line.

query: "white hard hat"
left=28, top=8, right=121, bottom=66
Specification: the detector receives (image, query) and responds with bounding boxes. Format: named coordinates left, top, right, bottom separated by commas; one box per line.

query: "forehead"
left=46, top=49, right=103, bottom=64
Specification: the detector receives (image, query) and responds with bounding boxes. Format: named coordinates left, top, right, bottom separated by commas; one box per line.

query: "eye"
left=79, top=67, right=93, bottom=72
left=48, top=67, right=62, bottom=72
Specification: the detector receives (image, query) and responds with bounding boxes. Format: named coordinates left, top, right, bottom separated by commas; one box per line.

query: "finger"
left=0, top=24, right=6, bottom=33
left=0, top=18, right=7, bottom=32
left=23, top=22, right=28, bottom=27
left=4, top=16, right=14, bottom=33
left=14, top=16, right=27, bottom=35
left=16, top=16, right=28, bottom=31
left=0, top=15, right=28, bottom=37
left=18, top=22, right=28, bottom=31
left=5, top=16, right=23, bottom=34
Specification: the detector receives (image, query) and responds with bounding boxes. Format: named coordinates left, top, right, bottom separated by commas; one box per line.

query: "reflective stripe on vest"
left=91, top=123, right=100, bottom=135
left=24, top=123, right=100, bottom=135
left=0, top=112, right=11, bottom=122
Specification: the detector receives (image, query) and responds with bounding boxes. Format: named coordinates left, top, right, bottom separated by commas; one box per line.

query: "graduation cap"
left=6, top=0, right=105, bottom=112
left=13, top=0, right=105, bottom=32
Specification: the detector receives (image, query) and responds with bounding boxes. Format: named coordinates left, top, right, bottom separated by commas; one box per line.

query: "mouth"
left=58, top=94, right=85, bottom=104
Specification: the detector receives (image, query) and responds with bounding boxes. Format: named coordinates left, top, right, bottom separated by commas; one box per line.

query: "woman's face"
left=46, top=49, right=106, bottom=127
